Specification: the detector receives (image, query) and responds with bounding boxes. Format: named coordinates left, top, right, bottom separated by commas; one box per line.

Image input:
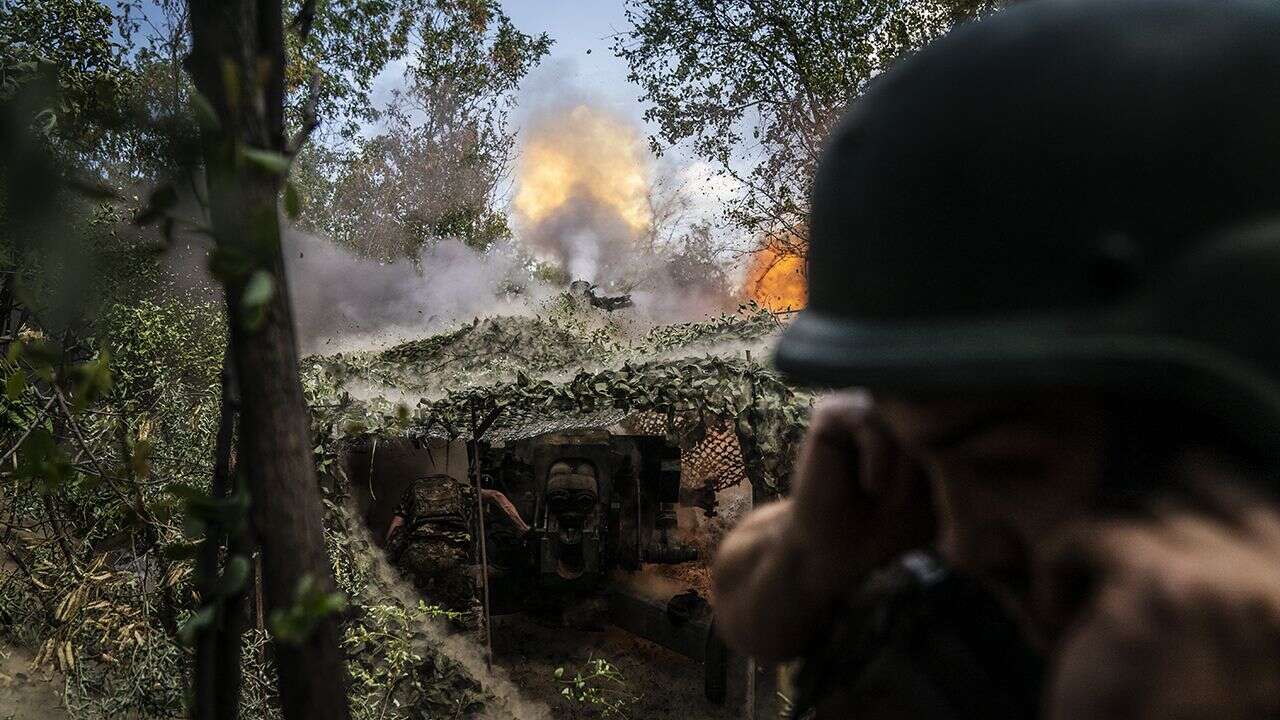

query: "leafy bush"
left=554, top=658, right=638, bottom=719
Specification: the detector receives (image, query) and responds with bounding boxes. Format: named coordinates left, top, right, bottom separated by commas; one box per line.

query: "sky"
left=116, top=0, right=743, bottom=255
left=501, top=1, right=743, bottom=245
left=366, top=1, right=652, bottom=140
left=362, top=0, right=741, bottom=237
left=502, top=0, right=648, bottom=126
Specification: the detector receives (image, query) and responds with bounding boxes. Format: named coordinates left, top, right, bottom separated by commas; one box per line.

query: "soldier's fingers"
left=792, top=392, right=932, bottom=535
left=785, top=392, right=935, bottom=577
left=1045, top=578, right=1160, bottom=720
left=1155, top=507, right=1244, bottom=557
left=790, top=392, right=875, bottom=506
left=1180, top=466, right=1280, bottom=546
left=1036, top=520, right=1172, bottom=641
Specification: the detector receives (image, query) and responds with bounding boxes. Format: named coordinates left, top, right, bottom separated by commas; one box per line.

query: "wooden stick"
left=469, top=404, right=493, bottom=670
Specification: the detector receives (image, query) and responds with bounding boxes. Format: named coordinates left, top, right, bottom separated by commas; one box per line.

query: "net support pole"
left=468, top=404, right=494, bottom=670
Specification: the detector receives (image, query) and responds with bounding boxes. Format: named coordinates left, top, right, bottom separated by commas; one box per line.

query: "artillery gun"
left=568, top=279, right=633, bottom=312
left=344, top=419, right=741, bottom=703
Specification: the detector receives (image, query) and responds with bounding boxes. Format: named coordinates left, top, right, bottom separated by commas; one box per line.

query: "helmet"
left=776, top=0, right=1280, bottom=463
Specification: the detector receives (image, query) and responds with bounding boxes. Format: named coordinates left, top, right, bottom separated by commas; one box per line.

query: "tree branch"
left=289, top=71, right=322, bottom=154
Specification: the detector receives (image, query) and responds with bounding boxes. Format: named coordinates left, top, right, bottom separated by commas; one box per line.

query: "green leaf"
left=241, top=146, right=292, bottom=176
left=190, top=91, right=220, bottom=132
left=72, top=350, right=112, bottom=412
left=15, top=338, right=61, bottom=367
left=241, top=270, right=276, bottom=330
left=165, top=482, right=207, bottom=503
left=5, top=370, right=27, bottom=401
left=284, top=181, right=302, bottom=219
left=215, top=555, right=251, bottom=597
left=130, top=439, right=152, bottom=479
left=178, top=605, right=216, bottom=646
left=16, top=428, right=72, bottom=490
left=269, top=574, right=348, bottom=644
left=208, top=245, right=253, bottom=282
left=182, top=513, right=208, bottom=541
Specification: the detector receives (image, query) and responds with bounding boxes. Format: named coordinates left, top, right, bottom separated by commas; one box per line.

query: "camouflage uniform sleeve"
left=393, top=480, right=416, bottom=522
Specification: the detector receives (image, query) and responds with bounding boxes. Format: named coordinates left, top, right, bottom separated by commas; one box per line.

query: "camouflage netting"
left=286, top=304, right=814, bottom=719
left=0, top=303, right=811, bottom=720
left=679, top=425, right=749, bottom=493
left=310, top=298, right=786, bottom=399
left=305, top=303, right=813, bottom=496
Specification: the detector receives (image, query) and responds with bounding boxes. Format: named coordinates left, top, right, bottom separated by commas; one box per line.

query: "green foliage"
left=325, top=500, right=488, bottom=720
left=301, top=1, right=552, bottom=257
left=554, top=658, right=639, bottom=719
left=283, top=0, right=417, bottom=141
left=240, top=146, right=293, bottom=176
left=268, top=574, right=349, bottom=645
left=103, top=298, right=224, bottom=406
left=344, top=600, right=483, bottom=720
left=0, top=295, right=504, bottom=719
left=0, top=300, right=222, bottom=718
left=238, top=630, right=283, bottom=719
left=14, top=427, right=72, bottom=490
left=0, top=0, right=132, bottom=149
left=614, top=0, right=1002, bottom=250
left=0, top=1, right=562, bottom=718
left=307, top=305, right=809, bottom=494
left=166, top=479, right=249, bottom=546
left=318, top=302, right=782, bottom=397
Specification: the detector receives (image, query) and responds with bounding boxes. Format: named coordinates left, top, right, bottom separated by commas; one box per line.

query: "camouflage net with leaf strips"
left=307, top=352, right=811, bottom=497
left=310, top=302, right=786, bottom=398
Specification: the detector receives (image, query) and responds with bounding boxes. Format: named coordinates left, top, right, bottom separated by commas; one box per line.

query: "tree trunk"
left=194, top=349, right=246, bottom=720
left=185, top=2, right=350, bottom=719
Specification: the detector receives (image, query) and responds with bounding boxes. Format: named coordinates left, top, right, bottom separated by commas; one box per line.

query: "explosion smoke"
left=283, top=233, right=536, bottom=353
left=339, top=504, right=550, bottom=720
left=513, top=103, right=652, bottom=284
left=166, top=231, right=541, bottom=354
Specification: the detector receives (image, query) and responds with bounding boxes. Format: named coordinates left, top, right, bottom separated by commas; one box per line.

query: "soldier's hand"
left=1042, top=483, right=1280, bottom=720
left=712, top=392, right=934, bottom=661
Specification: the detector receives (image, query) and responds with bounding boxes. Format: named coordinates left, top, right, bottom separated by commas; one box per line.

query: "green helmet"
left=775, top=0, right=1280, bottom=463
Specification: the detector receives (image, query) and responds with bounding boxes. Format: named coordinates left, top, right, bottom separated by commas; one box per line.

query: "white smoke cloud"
left=166, top=230, right=552, bottom=355
left=283, top=232, right=541, bottom=353
left=512, top=101, right=652, bottom=289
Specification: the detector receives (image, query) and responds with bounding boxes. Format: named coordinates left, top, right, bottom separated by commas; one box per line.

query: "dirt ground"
left=490, top=614, right=738, bottom=720
left=0, top=646, right=67, bottom=720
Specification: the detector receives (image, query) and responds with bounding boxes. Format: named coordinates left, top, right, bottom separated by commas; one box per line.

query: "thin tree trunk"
left=195, top=348, right=246, bottom=720
left=186, top=2, right=350, bottom=719
left=0, top=269, right=15, bottom=343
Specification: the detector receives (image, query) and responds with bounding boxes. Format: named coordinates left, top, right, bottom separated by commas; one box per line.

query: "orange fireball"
left=514, top=104, right=651, bottom=234
left=746, top=246, right=806, bottom=311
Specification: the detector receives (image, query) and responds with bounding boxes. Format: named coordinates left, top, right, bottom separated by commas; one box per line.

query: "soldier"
left=713, top=0, right=1280, bottom=717
left=385, top=473, right=481, bottom=627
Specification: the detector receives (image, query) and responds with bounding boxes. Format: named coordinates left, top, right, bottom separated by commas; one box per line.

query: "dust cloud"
left=166, top=230, right=559, bottom=355
left=283, top=232, right=543, bottom=354
left=160, top=84, right=739, bottom=355
left=341, top=505, right=551, bottom=720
